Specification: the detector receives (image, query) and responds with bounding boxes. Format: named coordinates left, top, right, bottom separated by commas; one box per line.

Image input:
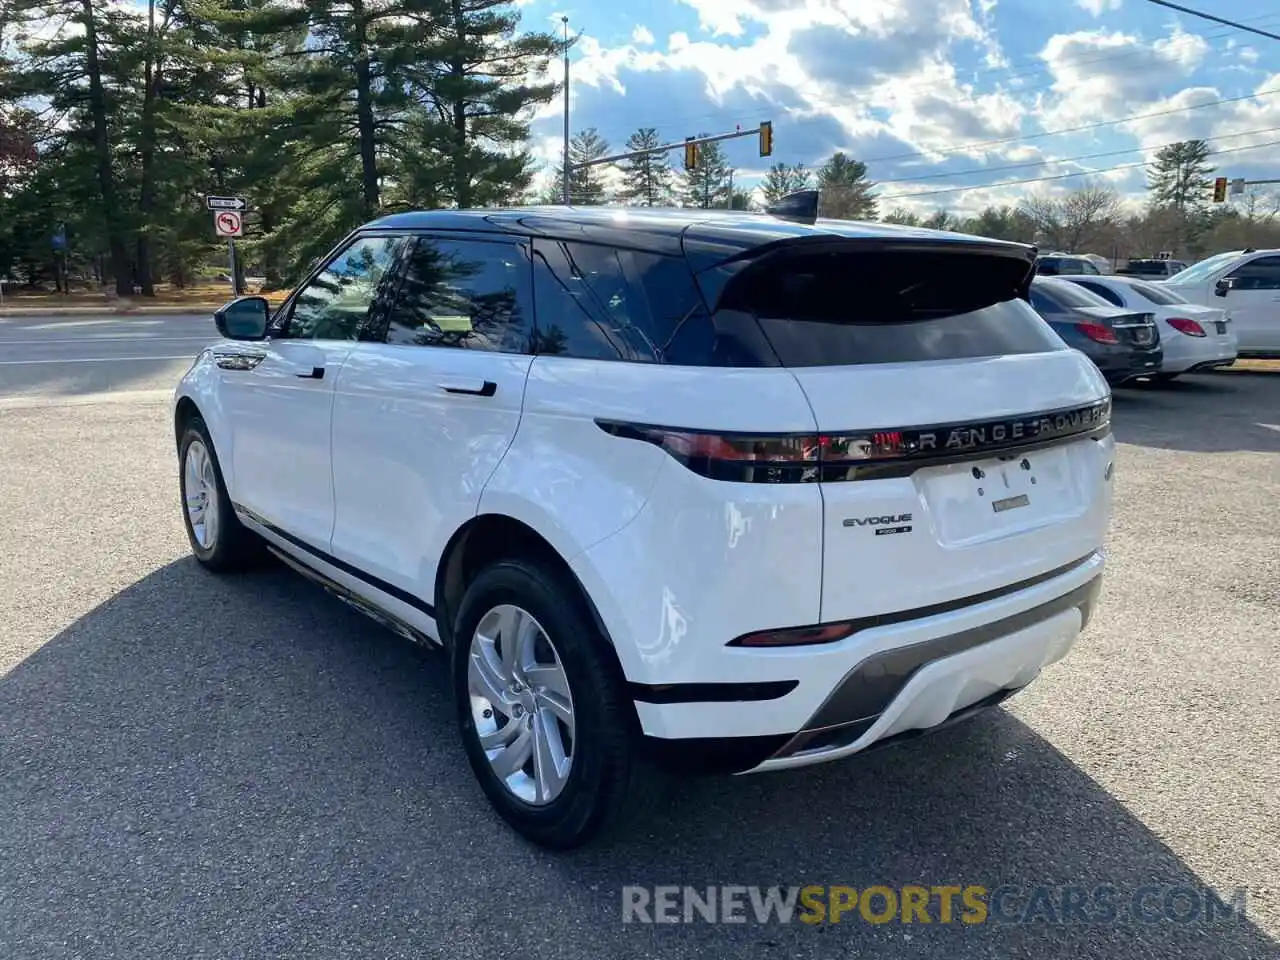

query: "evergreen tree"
left=1147, top=139, right=1214, bottom=213
left=552, top=128, right=611, bottom=205
left=680, top=134, right=731, bottom=209
left=618, top=127, right=673, bottom=206
left=760, top=162, right=810, bottom=204
left=817, top=152, right=877, bottom=221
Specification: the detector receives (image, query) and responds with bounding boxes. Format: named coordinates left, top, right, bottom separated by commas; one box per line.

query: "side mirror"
left=214, top=296, right=270, bottom=340
left=1213, top=277, right=1234, bottom=298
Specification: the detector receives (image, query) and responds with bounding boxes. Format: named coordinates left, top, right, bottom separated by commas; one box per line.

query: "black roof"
left=362, top=205, right=1035, bottom=260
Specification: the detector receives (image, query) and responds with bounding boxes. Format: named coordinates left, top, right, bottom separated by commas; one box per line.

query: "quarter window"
left=285, top=235, right=401, bottom=341
left=385, top=237, right=534, bottom=353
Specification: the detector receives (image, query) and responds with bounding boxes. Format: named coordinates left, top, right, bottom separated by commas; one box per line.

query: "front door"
left=219, top=232, right=403, bottom=548
left=1222, top=254, right=1280, bottom=354
left=328, top=233, right=536, bottom=627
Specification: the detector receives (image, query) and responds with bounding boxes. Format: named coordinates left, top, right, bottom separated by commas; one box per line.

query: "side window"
left=530, top=240, right=719, bottom=365
left=285, top=235, right=401, bottom=341
left=1226, top=255, right=1280, bottom=291
left=1076, top=281, right=1123, bottom=306
left=385, top=236, right=533, bottom=353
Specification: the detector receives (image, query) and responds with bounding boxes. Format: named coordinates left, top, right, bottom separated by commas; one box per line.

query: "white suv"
left=1161, top=249, right=1280, bottom=357
left=173, top=201, right=1115, bottom=848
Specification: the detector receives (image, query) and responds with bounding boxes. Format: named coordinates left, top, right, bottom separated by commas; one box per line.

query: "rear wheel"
left=178, top=417, right=261, bottom=571
left=451, top=558, right=647, bottom=849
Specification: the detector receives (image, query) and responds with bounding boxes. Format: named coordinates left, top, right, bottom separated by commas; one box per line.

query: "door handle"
left=439, top=379, right=497, bottom=397
left=295, top=367, right=325, bottom=380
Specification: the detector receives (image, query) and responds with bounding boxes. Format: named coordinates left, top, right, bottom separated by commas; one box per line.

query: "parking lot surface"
left=1, top=315, right=1277, bottom=959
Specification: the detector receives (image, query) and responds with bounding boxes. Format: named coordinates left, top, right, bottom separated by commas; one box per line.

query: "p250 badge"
left=844, top=513, right=913, bottom=536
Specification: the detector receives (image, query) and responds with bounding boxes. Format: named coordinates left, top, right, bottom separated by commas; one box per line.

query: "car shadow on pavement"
left=2, top=559, right=1275, bottom=960
left=1110, top=372, right=1280, bottom=454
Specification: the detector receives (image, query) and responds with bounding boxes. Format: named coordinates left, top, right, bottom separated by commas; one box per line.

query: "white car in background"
left=1158, top=249, right=1280, bottom=358
left=1061, top=274, right=1238, bottom=382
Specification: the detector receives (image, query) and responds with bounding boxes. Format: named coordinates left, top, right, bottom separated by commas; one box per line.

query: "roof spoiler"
left=765, top=189, right=819, bottom=226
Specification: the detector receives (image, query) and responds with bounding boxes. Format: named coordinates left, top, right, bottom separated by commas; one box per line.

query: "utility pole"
left=561, top=17, right=571, bottom=206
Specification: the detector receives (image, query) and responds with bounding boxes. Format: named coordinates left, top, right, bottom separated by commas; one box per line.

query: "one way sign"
left=206, top=195, right=247, bottom=211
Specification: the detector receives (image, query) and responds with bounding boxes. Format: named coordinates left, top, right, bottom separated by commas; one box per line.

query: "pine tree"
left=760, top=162, right=810, bottom=204
left=618, top=128, right=673, bottom=207
left=680, top=134, right=731, bottom=209
left=11, top=0, right=135, bottom=294
left=817, top=152, right=877, bottom=221
left=553, top=128, right=611, bottom=205
left=415, top=0, right=561, bottom=208
left=1147, top=140, right=1214, bottom=213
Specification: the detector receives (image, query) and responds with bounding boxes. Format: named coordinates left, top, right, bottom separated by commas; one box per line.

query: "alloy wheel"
left=183, top=439, right=220, bottom=550
left=467, top=603, right=575, bottom=805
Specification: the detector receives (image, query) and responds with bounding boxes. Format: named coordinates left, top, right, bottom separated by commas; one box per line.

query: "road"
left=0, top=317, right=1277, bottom=960
left=0, top=313, right=216, bottom=403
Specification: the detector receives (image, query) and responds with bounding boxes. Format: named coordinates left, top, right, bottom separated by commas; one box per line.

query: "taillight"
left=1166, top=317, right=1206, bottom=337
left=1074, top=322, right=1118, bottom=345
left=595, top=398, right=1111, bottom=484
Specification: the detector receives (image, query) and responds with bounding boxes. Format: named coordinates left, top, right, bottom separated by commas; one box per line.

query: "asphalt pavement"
left=0, top=313, right=217, bottom=403
left=0, top=318, right=1277, bottom=960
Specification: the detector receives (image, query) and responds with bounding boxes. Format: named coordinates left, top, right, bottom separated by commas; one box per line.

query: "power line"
left=877, top=136, right=1280, bottom=201
left=1144, top=1, right=1280, bottom=42
left=887, top=124, right=1280, bottom=185
left=862, top=86, right=1280, bottom=166
left=576, top=11, right=1280, bottom=148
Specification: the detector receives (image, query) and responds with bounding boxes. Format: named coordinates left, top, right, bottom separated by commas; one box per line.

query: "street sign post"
left=213, top=207, right=245, bottom=296
left=206, top=196, right=247, bottom=211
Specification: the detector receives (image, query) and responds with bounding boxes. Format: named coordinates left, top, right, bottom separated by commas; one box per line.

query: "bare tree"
left=1020, top=186, right=1121, bottom=252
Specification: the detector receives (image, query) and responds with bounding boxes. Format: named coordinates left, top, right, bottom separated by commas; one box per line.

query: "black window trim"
left=268, top=228, right=409, bottom=342
left=1226, top=254, right=1280, bottom=290
left=370, top=229, right=536, bottom=354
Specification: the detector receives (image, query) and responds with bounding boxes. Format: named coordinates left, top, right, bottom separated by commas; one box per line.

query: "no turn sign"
left=214, top=210, right=243, bottom=238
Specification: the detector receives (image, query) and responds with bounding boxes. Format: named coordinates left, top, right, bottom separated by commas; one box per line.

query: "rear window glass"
left=1035, top=278, right=1109, bottom=309
left=719, top=249, right=1064, bottom=367
left=1129, top=280, right=1185, bottom=305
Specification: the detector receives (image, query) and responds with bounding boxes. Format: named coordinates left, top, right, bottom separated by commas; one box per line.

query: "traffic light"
left=1212, top=176, right=1228, bottom=203
left=684, top=137, right=699, bottom=170
left=759, top=121, right=773, bottom=157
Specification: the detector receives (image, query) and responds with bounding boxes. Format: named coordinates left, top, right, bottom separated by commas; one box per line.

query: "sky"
left=519, top=0, right=1280, bottom=214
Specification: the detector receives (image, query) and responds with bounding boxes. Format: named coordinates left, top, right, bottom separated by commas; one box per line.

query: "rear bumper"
left=638, top=551, right=1104, bottom=775
left=1160, top=330, right=1238, bottom=374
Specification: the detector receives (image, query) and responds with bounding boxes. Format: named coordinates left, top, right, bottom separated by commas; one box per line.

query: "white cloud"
left=1038, top=26, right=1209, bottom=126
left=631, top=25, right=655, bottom=45
left=1075, top=0, right=1122, bottom=15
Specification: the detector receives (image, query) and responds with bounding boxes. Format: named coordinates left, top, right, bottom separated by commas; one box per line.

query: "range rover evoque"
left=173, top=193, right=1115, bottom=849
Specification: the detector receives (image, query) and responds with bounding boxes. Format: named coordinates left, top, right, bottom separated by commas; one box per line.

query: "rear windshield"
left=718, top=248, right=1064, bottom=367
left=1128, top=280, right=1186, bottom=305
left=1034, top=278, right=1110, bottom=309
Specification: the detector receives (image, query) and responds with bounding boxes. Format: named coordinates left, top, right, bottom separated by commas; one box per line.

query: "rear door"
left=705, top=240, right=1113, bottom=621
left=327, top=232, right=535, bottom=627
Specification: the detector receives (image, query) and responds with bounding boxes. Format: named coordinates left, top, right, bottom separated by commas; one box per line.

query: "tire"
left=178, top=416, right=262, bottom=572
left=451, top=558, right=649, bottom=849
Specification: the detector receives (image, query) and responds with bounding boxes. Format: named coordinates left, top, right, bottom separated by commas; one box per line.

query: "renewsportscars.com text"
left=621, top=884, right=1249, bottom=926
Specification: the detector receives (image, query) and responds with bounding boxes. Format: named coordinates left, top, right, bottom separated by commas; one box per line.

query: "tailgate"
left=703, top=236, right=1113, bottom=622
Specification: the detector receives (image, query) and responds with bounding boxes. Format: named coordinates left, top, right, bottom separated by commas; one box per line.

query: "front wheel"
left=451, top=559, right=648, bottom=849
left=178, top=417, right=262, bottom=572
